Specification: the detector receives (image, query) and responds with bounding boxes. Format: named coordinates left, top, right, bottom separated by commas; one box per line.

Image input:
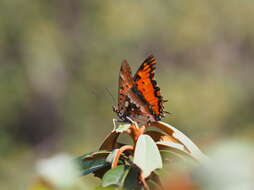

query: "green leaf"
left=151, top=121, right=209, bottom=163
left=123, top=165, right=143, bottom=190
left=115, top=123, right=131, bottom=133
left=158, top=142, right=197, bottom=162
left=80, top=157, right=110, bottom=175
left=106, top=149, right=119, bottom=163
left=78, top=150, right=112, bottom=160
left=75, top=150, right=112, bottom=176
left=147, top=179, right=161, bottom=190
left=94, top=150, right=125, bottom=179
left=102, top=165, right=129, bottom=187
left=133, top=134, right=162, bottom=178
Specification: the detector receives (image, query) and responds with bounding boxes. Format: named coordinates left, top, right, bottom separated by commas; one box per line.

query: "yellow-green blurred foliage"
left=0, top=0, right=254, bottom=189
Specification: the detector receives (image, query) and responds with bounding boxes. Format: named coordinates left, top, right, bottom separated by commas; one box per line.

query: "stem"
left=140, top=173, right=151, bottom=190
left=129, top=124, right=146, bottom=143
left=111, top=145, right=134, bottom=168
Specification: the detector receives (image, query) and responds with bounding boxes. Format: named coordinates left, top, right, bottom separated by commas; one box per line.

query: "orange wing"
left=133, top=55, right=165, bottom=118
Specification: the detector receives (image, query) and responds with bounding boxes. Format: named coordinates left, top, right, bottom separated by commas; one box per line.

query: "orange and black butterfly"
left=113, top=55, right=168, bottom=126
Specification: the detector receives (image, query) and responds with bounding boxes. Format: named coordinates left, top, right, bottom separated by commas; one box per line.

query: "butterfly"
left=113, top=55, right=167, bottom=126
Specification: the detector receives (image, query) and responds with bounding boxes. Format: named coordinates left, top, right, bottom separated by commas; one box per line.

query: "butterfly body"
left=113, top=55, right=167, bottom=126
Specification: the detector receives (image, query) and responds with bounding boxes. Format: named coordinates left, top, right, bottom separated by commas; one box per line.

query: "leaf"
left=133, top=135, right=162, bottom=178
left=79, top=157, right=110, bottom=176
left=159, top=149, right=194, bottom=166
left=123, top=165, right=143, bottom=190
left=147, top=180, right=161, bottom=190
left=145, top=130, right=178, bottom=143
left=157, top=141, right=186, bottom=153
left=102, top=165, right=129, bottom=187
left=115, top=123, right=131, bottom=133
left=100, top=131, right=120, bottom=150
left=149, top=172, right=164, bottom=189
left=145, top=130, right=198, bottom=163
left=93, top=166, right=112, bottom=179
left=106, top=149, right=119, bottom=164
left=94, top=150, right=125, bottom=179
left=75, top=150, right=112, bottom=176
left=151, top=121, right=209, bottom=163
left=78, top=150, right=112, bottom=160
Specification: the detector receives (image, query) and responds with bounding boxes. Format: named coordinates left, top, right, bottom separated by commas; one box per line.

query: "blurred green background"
left=1, top=0, right=254, bottom=189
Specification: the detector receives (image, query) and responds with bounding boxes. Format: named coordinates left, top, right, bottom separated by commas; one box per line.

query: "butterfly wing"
left=133, top=55, right=165, bottom=119
left=114, top=56, right=166, bottom=126
left=116, top=60, right=134, bottom=116
left=115, top=60, right=157, bottom=125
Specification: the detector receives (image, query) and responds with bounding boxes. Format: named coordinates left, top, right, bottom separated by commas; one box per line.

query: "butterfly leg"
left=126, top=116, right=139, bottom=129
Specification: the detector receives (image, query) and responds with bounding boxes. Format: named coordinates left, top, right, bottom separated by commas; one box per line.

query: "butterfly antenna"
left=105, top=87, right=116, bottom=105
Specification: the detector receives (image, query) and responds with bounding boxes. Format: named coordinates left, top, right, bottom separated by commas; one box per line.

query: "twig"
left=111, top=145, right=134, bottom=168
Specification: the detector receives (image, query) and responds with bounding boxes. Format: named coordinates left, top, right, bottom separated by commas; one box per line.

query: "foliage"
left=1, top=1, right=254, bottom=189
left=76, top=121, right=207, bottom=190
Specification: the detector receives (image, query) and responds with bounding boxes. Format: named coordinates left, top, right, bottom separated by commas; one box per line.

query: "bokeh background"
left=1, top=0, right=254, bottom=189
